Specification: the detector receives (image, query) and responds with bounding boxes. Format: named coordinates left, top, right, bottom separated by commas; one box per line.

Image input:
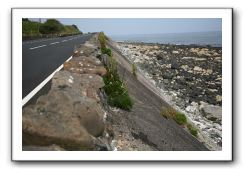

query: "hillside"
left=22, top=18, right=82, bottom=40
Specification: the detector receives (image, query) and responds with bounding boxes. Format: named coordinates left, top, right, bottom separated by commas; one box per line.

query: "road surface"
left=22, top=34, right=92, bottom=98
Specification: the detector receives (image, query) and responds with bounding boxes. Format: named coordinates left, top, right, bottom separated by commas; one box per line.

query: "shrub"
left=160, top=107, right=177, bottom=119
left=61, top=25, right=80, bottom=35
left=161, top=107, right=198, bottom=137
left=102, top=55, right=133, bottom=111
left=98, top=32, right=106, bottom=49
left=22, top=20, right=42, bottom=36
left=39, top=19, right=64, bottom=34
left=174, top=113, right=187, bottom=125
left=101, top=47, right=112, bottom=57
left=161, top=108, right=187, bottom=125
left=103, top=71, right=133, bottom=111
left=187, top=124, right=198, bottom=137
left=132, top=63, right=137, bottom=77
left=98, top=32, right=133, bottom=111
left=108, top=92, right=133, bottom=111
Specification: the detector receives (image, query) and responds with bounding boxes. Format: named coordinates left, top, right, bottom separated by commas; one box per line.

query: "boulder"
left=77, top=42, right=99, bottom=57
left=181, top=65, right=189, bottom=71
left=23, top=87, right=105, bottom=150
left=162, top=70, right=177, bottom=79
left=100, top=54, right=110, bottom=66
left=52, top=71, right=104, bottom=102
left=176, top=77, right=186, bottom=85
left=193, top=66, right=203, bottom=72
left=199, top=101, right=222, bottom=122
left=185, top=102, right=200, bottom=115
left=216, top=95, right=222, bottom=103
left=172, top=50, right=179, bottom=54
left=23, top=70, right=106, bottom=150
left=171, top=60, right=180, bottom=69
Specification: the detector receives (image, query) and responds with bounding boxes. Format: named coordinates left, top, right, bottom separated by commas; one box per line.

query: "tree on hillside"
left=39, top=19, right=64, bottom=34
left=72, top=24, right=79, bottom=30
left=22, top=18, right=29, bottom=22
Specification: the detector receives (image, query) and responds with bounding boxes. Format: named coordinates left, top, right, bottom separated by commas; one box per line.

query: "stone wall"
left=22, top=34, right=108, bottom=151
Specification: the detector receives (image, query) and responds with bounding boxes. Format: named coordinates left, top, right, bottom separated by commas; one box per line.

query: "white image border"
left=12, top=8, right=232, bottom=161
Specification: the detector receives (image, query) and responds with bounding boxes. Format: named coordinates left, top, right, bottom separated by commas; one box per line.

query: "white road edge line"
left=50, top=41, right=60, bottom=45
left=29, top=45, right=47, bottom=50
left=22, top=55, right=73, bottom=106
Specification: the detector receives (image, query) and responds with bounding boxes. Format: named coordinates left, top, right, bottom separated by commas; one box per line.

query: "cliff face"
left=22, top=35, right=108, bottom=151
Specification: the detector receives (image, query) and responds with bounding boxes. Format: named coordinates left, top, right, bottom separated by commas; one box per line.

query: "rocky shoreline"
left=118, top=42, right=222, bottom=150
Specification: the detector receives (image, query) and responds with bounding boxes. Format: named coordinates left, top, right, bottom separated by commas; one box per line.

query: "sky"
left=30, top=18, right=222, bottom=36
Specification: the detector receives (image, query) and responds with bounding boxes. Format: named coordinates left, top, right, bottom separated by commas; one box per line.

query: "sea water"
left=111, top=31, right=222, bottom=47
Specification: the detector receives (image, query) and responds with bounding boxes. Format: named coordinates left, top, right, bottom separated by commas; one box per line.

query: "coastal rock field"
left=118, top=42, right=222, bottom=150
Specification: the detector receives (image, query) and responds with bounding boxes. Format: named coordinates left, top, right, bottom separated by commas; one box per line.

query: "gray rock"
left=162, top=70, right=177, bottom=79
left=63, top=56, right=106, bottom=76
left=199, top=101, right=222, bottom=123
left=171, top=61, right=180, bottom=69
left=193, top=66, right=203, bottom=72
left=185, top=102, right=200, bottom=115
left=79, top=42, right=99, bottom=56
left=176, top=77, right=186, bottom=85
left=23, top=70, right=105, bottom=150
left=52, top=71, right=104, bottom=102
left=100, top=54, right=110, bottom=66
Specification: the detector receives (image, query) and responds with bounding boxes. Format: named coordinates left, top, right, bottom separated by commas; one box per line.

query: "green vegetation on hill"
left=98, top=32, right=133, bottom=111
left=39, top=19, right=64, bottom=34
left=22, top=18, right=81, bottom=40
left=62, top=25, right=81, bottom=35
left=22, top=19, right=42, bottom=37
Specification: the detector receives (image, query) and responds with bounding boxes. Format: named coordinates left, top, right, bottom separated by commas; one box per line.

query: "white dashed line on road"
left=62, top=40, right=68, bottom=42
left=50, top=41, right=60, bottom=45
left=29, top=45, right=47, bottom=50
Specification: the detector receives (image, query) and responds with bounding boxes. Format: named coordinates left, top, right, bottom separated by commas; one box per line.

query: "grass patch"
left=101, top=47, right=112, bottom=57
left=160, top=107, right=177, bottom=119
left=161, top=107, right=198, bottom=137
left=187, top=124, right=198, bottom=137
left=174, top=113, right=187, bottom=125
left=98, top=32, right=106, bottom=49
left=132, top=63, right=137, bottom=78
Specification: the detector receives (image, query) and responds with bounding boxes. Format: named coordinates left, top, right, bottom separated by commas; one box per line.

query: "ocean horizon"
left=110, top=31, right=222, bottom=47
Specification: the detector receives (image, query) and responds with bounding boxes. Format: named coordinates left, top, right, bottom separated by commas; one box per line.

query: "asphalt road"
left=22, top=34, right=92, bottom=98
